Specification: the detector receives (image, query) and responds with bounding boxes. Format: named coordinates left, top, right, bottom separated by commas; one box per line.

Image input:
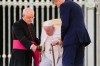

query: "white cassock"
left=39, top=26, right=63, bottom=66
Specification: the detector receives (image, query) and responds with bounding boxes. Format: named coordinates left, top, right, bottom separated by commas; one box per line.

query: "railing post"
left=8, top=2, right=11, bottom=65
left=2, top=2, right=6, bottom=66
left=85, top=0, right=95, bottom=66
left=96, top=1, right=100, bottom=66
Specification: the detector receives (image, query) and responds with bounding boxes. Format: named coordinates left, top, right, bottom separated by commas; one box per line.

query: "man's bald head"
left=51, top=0, right=65, bottom=7
left=52, top=0, right=58, bottom=4
left=22, top=8, right=35, bottom=24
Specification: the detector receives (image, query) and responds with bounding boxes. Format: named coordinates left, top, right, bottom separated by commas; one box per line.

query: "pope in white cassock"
left=39, top=19, right=63, bottom=66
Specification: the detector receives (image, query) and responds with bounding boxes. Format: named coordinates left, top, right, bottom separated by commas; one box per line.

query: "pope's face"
left=44, top=26, right=54, bottom=36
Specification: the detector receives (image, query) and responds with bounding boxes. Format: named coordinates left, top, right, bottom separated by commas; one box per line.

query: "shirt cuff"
left=30, top=44, right=34, bottom=49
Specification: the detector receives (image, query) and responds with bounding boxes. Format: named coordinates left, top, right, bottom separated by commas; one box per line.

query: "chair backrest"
left=49, top=19, right=62, bottom=27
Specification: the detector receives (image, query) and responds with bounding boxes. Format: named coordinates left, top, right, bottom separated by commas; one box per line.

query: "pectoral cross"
left=49, top=48, right=52, bottom=54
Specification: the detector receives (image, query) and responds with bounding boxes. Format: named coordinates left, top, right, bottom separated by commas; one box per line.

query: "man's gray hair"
left=23, top=8, right=28, bottom=15
left=22, top=7, right=34, bottom=15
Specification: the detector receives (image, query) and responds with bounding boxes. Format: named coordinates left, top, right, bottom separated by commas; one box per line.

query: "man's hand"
left=31, top=44, right=37, bottom=52
left=58, top=40, right=62, bottom=46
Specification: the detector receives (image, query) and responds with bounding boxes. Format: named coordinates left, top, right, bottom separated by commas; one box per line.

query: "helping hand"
left=31, top=44, right=37, bottom=52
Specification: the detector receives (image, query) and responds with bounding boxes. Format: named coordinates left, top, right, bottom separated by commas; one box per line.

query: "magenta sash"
left=13, top=40, right=27, bottom=50
left=13, top=40, right=40, bottom=66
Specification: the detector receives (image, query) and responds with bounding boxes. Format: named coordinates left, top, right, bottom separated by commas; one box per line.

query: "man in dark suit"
left=9, top=8, right=40, bottom=66
left=52, top=0, right=91, bottom=66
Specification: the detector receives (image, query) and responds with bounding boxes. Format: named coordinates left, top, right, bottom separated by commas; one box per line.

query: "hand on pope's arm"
left=36, top=45, right=42, bottom=52
left=58, top=39, right=63, bottom=46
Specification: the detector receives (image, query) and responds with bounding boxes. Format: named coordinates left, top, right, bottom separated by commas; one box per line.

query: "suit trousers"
left=62, top=44, right=85, bottom=66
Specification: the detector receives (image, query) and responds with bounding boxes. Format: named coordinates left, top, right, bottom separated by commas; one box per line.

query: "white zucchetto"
left=43, top=21, right=53, bottom=26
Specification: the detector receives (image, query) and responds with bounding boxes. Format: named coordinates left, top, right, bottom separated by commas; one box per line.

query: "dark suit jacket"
left=60, top=1, right=91, bottom=46
left=12, top=19, right=40, bottom=50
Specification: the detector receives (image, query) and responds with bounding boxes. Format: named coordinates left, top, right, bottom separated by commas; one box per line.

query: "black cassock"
left=9, top=19, right=40, bottom=66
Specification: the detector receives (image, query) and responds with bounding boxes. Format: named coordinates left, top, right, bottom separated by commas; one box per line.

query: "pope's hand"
left=51, top=39, right=59, bottom=46
left=51, top=39, right=62, bottom=46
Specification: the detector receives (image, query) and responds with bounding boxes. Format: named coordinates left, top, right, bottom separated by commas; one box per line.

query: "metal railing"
left=0, top=0, right=99, bottom=66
